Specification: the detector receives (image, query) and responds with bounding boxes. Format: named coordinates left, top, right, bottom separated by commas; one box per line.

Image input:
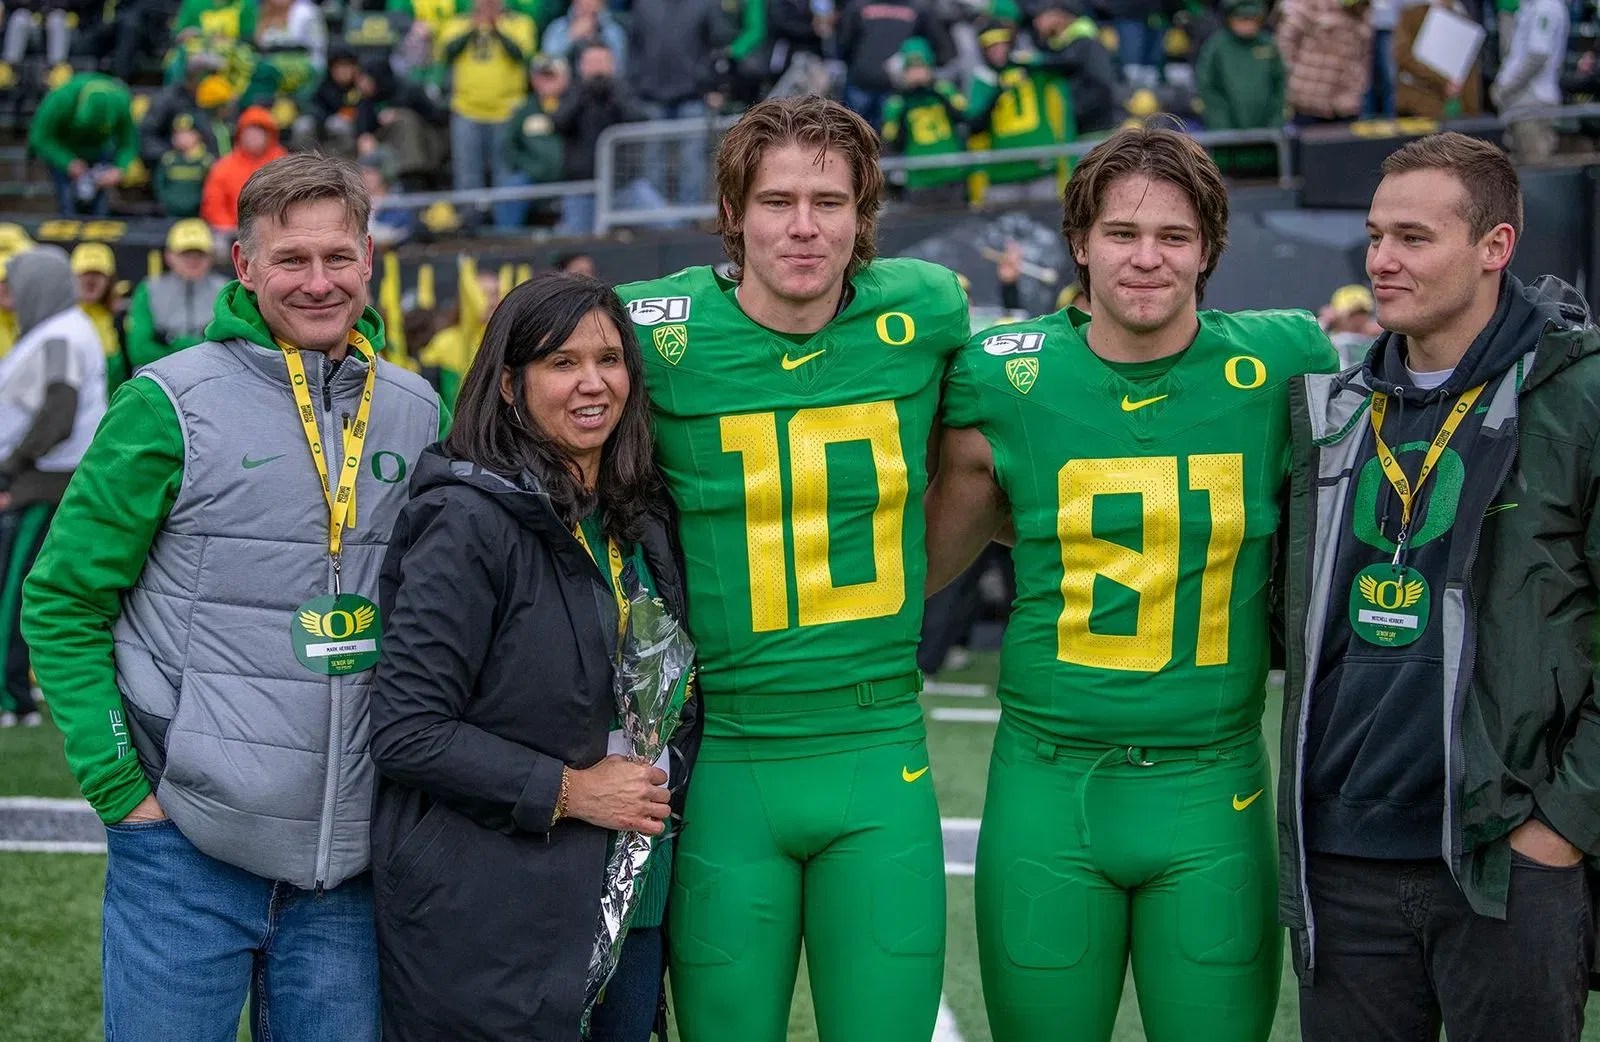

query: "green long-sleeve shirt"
left=27, top=73, right=140, bottom=173
left=23, top=379, right=183, bottom=821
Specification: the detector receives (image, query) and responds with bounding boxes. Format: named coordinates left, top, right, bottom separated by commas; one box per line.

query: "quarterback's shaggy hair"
left=714, top=94, right=885, bottom=281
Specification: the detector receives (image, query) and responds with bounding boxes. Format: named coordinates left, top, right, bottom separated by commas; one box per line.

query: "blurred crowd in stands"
left=0, top=0, right=1594, bottom=234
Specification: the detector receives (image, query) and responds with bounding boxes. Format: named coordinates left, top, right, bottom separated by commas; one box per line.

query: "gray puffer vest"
left=113, top=336, right=441, bottom=889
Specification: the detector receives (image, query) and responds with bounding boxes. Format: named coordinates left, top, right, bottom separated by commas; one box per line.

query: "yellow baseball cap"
left=0, top=222, right=33, bottom=268
left=71, top=242, right=116, bottom=277
left=167, top=218, right=214, bottom=254
left=1329, top=284, right=1375, bottom=316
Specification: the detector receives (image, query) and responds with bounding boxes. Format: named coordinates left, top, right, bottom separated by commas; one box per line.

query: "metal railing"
left=592, top=119, right=1292, bottom=232
left=372, top=102, right=1600, bottom=236
left=593, top=114, right=739, bottom=235
left=880, top=127, right=1294, bottom=189
left=374, top=179, right=599, bottom=214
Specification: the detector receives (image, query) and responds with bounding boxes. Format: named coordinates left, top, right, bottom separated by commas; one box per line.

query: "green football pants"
left=667, top=730, right=946, bottom=1042
left=976, top=719, right=1280, bottom=1042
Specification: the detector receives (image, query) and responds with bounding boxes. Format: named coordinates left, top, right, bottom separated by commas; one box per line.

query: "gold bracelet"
left=552, top=766, right=572, bottom=825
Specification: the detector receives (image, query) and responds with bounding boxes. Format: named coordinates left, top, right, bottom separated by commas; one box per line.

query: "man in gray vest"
left=22, top=152, right=448, bottom=1041
left=120, top=218, right=229, bottom=384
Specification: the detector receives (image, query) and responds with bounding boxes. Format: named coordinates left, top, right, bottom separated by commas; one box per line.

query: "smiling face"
left=1365, top=168, right=1513, bottom=349
left=1073, top=174, right=1205, bottom=338
left=734, top=142, right=858, bottom=325
left=502, top=308, right=629, bottom=487
left=234, top=197, right=372, bottom=355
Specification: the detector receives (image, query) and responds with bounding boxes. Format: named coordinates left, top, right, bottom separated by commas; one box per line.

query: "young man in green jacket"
left=22, top=153, right=447, bottom=1041
left=27, top=72, right=139, bottom=216
left=1195, top=0, right=1285, bottom=132
left=1281, top=131, right=1600, bottom=1042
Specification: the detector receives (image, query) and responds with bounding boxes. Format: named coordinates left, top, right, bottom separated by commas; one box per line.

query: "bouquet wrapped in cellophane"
left=580, top=570, right=694, bottom=1032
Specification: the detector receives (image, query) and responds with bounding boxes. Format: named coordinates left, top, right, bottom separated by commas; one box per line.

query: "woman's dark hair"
left=445, top=271, right=664, bottom=543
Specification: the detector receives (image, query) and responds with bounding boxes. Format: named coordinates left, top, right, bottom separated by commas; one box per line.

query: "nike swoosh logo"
left=902, top=765, right=930, bottom=783
left=781, top=349, right=827, bottom=371
left=1484, top=503, right=1519, bottom=517
left=241, top=453, right=286, bottom=469
left=1121, top=393, right=1168, bottom=412
left=1232, top=789, right=1264, bottom=812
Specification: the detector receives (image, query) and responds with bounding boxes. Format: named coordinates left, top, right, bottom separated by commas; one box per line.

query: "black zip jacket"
left=370, top=447, right=701, bottom=1041
left=1281, top=275, right=1600, bottom=978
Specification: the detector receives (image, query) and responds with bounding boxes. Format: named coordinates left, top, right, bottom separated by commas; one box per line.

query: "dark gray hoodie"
left=1303, top=275, right=1558, bottom=859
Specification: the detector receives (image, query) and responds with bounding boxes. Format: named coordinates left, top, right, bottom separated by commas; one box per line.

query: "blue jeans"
left=589, top=925, right=664, bottom=1042
left=1365, top=28, right=1397, bottom=117
left=1113, top=17, right=1165, bottom=76
left=103, top=818, right=379, bottom=1042
left=450, top=114, right=529, bottom=229
left=48, top=159, right=111, bottom=216
left=557, top=177, right=671, bottom=236
left=638, top=98, right=713, bottom=207
left=843, top=85, right=888, bottom=131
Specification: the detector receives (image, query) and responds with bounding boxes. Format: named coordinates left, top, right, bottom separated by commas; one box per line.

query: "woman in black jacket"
left=370, top=271, right=701, bottom=1042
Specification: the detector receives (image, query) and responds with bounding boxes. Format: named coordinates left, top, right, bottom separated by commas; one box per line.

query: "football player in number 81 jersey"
left=925, top=123, right=1338, bottom=1042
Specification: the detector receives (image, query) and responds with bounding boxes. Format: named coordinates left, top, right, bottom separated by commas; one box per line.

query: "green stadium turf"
left=5, top=657, right=1600, bottom=1041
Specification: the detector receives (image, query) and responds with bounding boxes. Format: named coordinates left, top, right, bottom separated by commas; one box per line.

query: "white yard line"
left=923, top=681, right=992, bottom=698
left=941, top=817, right=980, bottom=831
left=0, top=840, right=105, bottom=854
left=929, top=707, right=1001, bottom=724
left=933, top=994, right=967, bottom=1042
left=944, top=861, right=975, bottom=877
left=0, top=796, right=93, bottom=813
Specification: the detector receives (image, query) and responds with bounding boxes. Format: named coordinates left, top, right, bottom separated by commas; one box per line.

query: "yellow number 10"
left=1056, top=454, right=1246, bottom=671
left=721, top=402, right=909, bottom=633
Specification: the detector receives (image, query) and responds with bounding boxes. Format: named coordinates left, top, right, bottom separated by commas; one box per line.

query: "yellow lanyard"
left=572, top=521, right=630, bottom=639
left=1368, top=381, right=1485, bottom=562
left=282, top=333, right=378, bottom=591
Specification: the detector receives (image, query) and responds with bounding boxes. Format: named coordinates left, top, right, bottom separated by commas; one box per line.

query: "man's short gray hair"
left=236, top=152, right=371, bottom=258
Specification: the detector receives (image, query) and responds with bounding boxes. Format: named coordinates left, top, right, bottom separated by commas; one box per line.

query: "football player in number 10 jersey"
left=616, top=96, right=970, bottom=1042
left=925, top=124, right=1339, bottom=1042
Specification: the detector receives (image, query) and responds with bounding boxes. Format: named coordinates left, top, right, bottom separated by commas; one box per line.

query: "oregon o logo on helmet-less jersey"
left=876, top=312, right=916, bottom=346
left=628, top=296, right=692, bottom=326
left=1225, top=355, right=1267, bottom=389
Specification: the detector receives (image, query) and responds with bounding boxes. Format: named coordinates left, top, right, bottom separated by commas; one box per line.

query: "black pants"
left=1300, top=851, right=1594, bottom=1042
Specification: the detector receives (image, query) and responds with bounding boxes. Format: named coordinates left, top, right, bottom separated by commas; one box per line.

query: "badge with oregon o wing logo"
left=1349, top=564, right=1430, bottom=647
left=1006, top=356, right=1039, bottom=394
left=291, top=593, right=382, bottom=675
left=653, top=323, right=687, bottom=365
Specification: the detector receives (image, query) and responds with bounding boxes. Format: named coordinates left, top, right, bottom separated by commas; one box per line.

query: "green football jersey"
left=619, top=260, right=970, bottom=722
left=944, top=307, right=1338, bottom=747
